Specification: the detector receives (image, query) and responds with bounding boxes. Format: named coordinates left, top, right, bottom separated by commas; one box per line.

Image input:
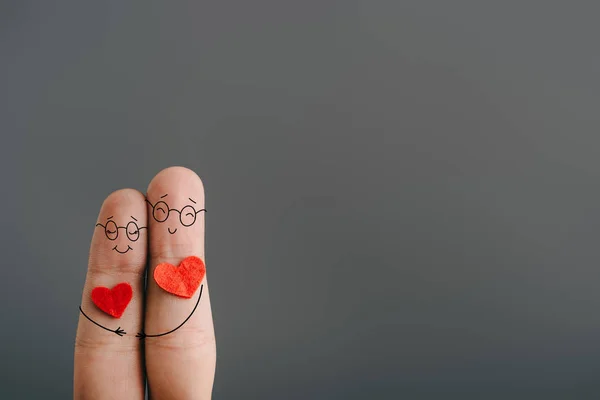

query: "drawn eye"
left=126, top=221, right=140, bottom=241
left=153, top=201, right=169, bottom=222
left=105, top=220, right=118, bottom=240
left=180, top=205, right=197, bottom=227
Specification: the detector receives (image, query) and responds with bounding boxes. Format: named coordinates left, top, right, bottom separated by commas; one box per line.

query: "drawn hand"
left=74, top=167, right=215, bottom=399
left=113, top=327, right=126, bottom=337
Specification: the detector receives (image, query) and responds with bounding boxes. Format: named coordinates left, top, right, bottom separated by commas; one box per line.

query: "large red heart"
left=154, top=256, right=206, bottom=298
left=91, top=282, right=133, bottom=319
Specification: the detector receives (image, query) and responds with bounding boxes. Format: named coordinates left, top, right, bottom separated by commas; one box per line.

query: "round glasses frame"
left=96, top=220, right=143, bottom=242
left=147, top=200, right=206, bottom=227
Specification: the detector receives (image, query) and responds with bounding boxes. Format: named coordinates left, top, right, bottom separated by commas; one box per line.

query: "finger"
left=144, top=167, right=216, bottom=399
left=74, top=189, right=148, bottom=400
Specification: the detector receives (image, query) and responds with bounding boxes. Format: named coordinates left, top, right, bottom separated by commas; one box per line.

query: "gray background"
left=1, top=1, right=600, bottom=399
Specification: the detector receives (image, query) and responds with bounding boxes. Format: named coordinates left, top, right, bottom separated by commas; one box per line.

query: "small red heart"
left=91, top=282, right=133, bottom=319
left=154, top=256, right=206, bottom=298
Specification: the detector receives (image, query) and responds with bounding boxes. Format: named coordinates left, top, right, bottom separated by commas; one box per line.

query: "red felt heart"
left=91, top=282, right=133, bottom=319
left=154, top=256, right=206, bottom=298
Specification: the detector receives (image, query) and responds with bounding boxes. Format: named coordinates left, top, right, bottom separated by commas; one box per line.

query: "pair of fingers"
left=74, top=167, right=216, bottom=399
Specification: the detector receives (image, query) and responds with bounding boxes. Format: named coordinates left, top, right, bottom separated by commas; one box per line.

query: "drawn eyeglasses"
left=146, top=200, right=206, bottom=227
left=96, top=221, right=143, bottom=242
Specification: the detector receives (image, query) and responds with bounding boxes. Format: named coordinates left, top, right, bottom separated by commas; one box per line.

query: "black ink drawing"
left=80, top=216, right=146, bottom=336
left=136, top=284, right=203, bottom=339
left=79, top=306, right=127, bottom=336
left=95, top=216, right=147, bottom=254
left=146, top=194, right=206, bottom=234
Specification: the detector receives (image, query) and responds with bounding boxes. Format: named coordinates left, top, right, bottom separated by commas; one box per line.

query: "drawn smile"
left=113, top=245, right=133, bottom=254
left=168, top=228, right=178, bottom=235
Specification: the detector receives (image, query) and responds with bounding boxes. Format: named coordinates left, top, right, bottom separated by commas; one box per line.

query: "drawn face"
left=95, top=216, right=147, bottom=254
left=146, top=194, right=205, bottom=235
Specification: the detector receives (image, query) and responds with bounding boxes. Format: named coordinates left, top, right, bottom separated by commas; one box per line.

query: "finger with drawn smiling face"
left=143, top=167, right=215, bottom=399
left=74, top=189, right=148, bottom=400
left=95, top=215, right=145, bottom=254
left=146, top=194, right=205, bottom=235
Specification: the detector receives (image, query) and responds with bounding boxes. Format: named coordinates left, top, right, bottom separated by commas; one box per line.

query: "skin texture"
left=74, top=189, right=147, bottom=400
left=74, top=167, right=216, bottom=399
